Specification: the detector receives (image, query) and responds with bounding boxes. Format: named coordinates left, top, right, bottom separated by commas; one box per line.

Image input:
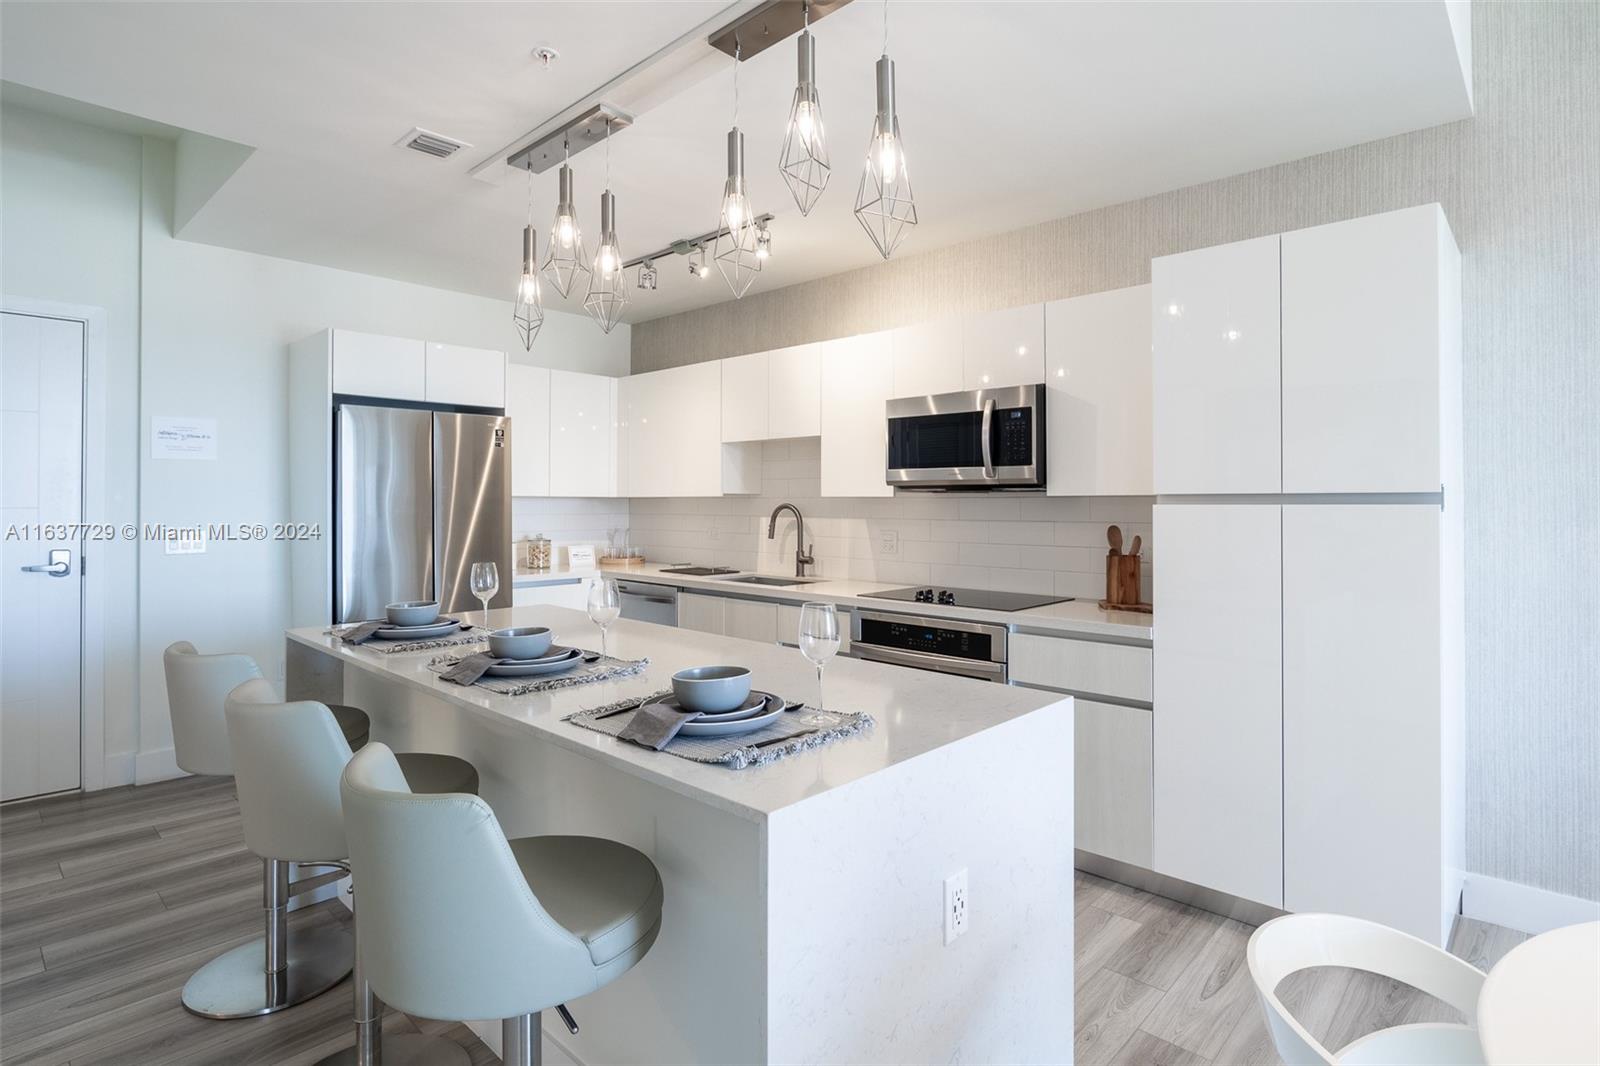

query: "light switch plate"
left=878, top=529, right=899, bottom=554
left=164, top=527, right=207, bottom=555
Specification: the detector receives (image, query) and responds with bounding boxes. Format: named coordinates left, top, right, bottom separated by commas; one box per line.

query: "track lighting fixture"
left=854, top=0, right=917, bottom=259
left=637, top=259, right=658, bottom=290
left=755, top=221, right=772, bottom=261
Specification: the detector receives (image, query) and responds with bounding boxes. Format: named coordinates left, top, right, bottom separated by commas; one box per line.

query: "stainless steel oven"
left=885, top=384, right=1045, bottom=491
left=850, top=609, right=1009, bottom=683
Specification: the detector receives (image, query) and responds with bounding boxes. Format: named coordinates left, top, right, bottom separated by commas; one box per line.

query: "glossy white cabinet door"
left=506, top=364, right=550, bottom=497
left=767, top=343, right=821, bottom=439
left=626, top=363, right=722, bottom=497
left=1282, top=205, right=1453, bottom=493
left=1153, top=503, right=1283, bottom=908
left=612, top=376, right=630, bottom=498
left=549, top=370, right=615, bottom=497
left=721, top=352, right=769, bottom=442
left=1075, top=700, right=1154, bottom=869
left=1283, top=504, right=1450, bottom=944
left=891, top=318, right=964, bottom=398
left=424, top=342, right=506, bottom=408
left=820, top=331, right=894, bottom=497
left=1045, top=285, right=1153, bottom=496
left=331, top=330, right=425, bottom=401
left=962, top=305, right=1045, bottom=389
left=1152, top=236, right=1281, bottom=494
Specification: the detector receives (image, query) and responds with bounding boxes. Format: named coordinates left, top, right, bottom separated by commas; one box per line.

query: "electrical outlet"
left=944, top=869, right=969, bottom=945
left=878, top=529, right=899, bottom=555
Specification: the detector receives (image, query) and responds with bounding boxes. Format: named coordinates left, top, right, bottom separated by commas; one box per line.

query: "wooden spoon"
left=1128, top=535, right=1142, bottom=558
left=1107, top=525, right=1123, bottom=555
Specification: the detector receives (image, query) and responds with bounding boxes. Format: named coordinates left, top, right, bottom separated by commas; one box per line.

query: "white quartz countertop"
left=511, top=564, right=599, bottom=587
left=597, top=562, right=1154, bottom=641
left=290, top=606, right=1071, bottom=822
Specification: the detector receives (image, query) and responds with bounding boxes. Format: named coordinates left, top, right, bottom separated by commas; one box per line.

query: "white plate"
left=484, top=647, right=585, bottom=677
left=374, top=618, right=462, bottom=640
left=676, top=696, right=787, bottom=737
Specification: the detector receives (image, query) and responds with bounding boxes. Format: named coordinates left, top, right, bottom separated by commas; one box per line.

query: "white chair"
left=341, top=742, right=664, bottom=1066
left=165, top=642, right=358, bottom=1018
left=224, top=679, right=479, bottom=1064
left=1247, top=912, right=1488, bottom=1065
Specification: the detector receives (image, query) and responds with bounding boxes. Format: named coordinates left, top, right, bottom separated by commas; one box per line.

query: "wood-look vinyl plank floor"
left=2, top=777, right=1528, bottom=1065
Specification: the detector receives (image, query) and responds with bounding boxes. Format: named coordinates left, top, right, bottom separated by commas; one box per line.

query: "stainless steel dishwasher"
left=617, top=581, right=679, bottom=626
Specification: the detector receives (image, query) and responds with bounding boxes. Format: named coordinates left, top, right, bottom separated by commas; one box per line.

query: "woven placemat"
left=425, top=648, right=650, bottom=694
left=326, top=622, right=486, bottom=654
left=564, top=693, right=874, bottom=770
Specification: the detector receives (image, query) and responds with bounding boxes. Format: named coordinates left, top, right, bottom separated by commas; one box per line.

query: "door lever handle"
left=21, top=549, right=72, bottom=577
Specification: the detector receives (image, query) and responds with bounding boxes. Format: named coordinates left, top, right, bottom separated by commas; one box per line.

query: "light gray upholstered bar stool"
left=341, top=742, right=665, bottom=1066
left=225, top=679, right=479, bottom=1065
left=164, top=641, right=369, bottom=1018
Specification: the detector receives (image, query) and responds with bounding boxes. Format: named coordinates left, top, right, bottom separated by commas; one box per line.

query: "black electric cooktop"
left=863, top=586, right=1072, bottom=612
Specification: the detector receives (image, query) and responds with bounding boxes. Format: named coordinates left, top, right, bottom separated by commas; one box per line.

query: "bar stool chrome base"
left=315, top=1033, right=470, bottom=1066
left=181, top=920, right=352, bottom=1019
left=182, top=857, right=353, bottom=1019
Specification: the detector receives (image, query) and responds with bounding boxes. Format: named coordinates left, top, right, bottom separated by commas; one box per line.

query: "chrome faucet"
left=767, top=503, right=815, bottom=578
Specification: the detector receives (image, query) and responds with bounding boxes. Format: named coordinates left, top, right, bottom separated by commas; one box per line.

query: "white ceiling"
left=0, top=1, right=1472, bottom=324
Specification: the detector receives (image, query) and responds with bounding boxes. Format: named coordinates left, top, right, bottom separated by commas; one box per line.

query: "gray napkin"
left=336, top=620, right=386, bottom=645
left=440, top=652, right=498, bottom=685
left=617, top=700, right=703, bottom=750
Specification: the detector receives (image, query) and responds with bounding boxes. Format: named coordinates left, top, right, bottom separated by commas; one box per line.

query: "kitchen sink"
left=718, top=575, right=820, bottom=587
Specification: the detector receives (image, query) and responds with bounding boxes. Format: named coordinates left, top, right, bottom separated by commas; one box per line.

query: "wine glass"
left=469, top=561, right=499, bottom=623
left=798, top=602, right=840, bottom=711
left=587, top=578, right=621, bottom=660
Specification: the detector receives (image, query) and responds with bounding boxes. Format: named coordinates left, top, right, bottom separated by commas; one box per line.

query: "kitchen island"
left=287, top=607, right=1074, bottom=1065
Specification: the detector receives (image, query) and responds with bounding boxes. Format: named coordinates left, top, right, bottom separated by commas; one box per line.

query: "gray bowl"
left=488, top=626, right=554, bottom=660
left=671, top=665, right=753, bottom=713
left=385, top=600, right=440, bottom=627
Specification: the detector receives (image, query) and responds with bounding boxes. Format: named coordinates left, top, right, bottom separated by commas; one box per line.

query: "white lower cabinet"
left=677, top=592, right=781, bottom=643
left=1152, top=503, right=1284, bottom=908
left=1075, top=700, right=1154, bottom=869
left=512, top=579, right=592, bottom=611
left=677, top=592, right=726, bottom=635
left=1283, top=504, right=1454, bottom=944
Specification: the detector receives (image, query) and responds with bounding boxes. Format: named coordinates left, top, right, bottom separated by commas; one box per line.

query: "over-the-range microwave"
left=885, top=384, right=1045, bottom=491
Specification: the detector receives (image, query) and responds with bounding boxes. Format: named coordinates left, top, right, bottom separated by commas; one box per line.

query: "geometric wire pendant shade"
left=583, top=189, right=628, bottom=333
left=854, top=54, right=916, bottom=259
left=541, top=155, right=590, bottom=299
left=714, top=128, right=762, bottom=299
left=778, top=23, right=830, bottom=216
left=513, top=223, right=544, bottom=350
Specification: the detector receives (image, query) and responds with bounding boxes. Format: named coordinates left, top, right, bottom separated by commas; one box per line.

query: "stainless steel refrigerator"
left=334, top=404, right=511, bottom=623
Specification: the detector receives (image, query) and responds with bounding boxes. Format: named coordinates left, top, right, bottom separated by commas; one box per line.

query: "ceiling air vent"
left=396, top=127, right=472, bottom=159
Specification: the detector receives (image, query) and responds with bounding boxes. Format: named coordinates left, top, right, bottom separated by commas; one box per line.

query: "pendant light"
left=713, top=40, right=762, bottom=299
left=583, top=119, right=627, bottom=333
left=512, top=167, right=544, bottom=350
left=541, top=137, right=590, bottom=299
left=854, top=0, right=917, bottom=259
left=778, top=2, right=830, bottom=216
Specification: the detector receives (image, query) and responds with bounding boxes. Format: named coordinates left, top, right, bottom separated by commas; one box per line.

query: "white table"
left=1477, top=921, right=1600, bottom=1065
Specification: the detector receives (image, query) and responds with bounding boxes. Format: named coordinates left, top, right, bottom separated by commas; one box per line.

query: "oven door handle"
left=852, top=643, right=1006, bottom=682
left=980, top=398, right=996, bottom=479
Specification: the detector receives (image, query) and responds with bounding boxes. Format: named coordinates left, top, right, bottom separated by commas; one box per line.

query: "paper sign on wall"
left=151, top=416, right=218, bottom=461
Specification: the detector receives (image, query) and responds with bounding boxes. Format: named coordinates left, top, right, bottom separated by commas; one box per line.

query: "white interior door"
left=2, top=311, right=84, bottom=800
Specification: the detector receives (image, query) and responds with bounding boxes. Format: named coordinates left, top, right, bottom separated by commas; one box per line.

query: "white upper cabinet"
left=549, top=370, right=616, bottom=497
left=962, top=305, right=1045, bottom=390
left=331, top=330, right=425, bottom=400
left=820, top=331, right=894, bottom=497
left=424, top=342, right=506, bottom=408
left=720, top=352, right=769, bottom=443
left=1152, top=235, right=1282, bottom=494
left=1152, top=502, right=1284, bottom=908
left=891, top=319, right=964, bottom=398
left=506, top=364, right=550, bottom=497
left=625, top=362, right=722, bottom=497
left=767, top=343, right=821, bottom=439
left=1281, top=205, right=1457, bottom=493
left=1045, top=284, right=1153, bottom=496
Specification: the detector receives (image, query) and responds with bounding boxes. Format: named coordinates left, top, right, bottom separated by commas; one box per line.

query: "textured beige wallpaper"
left=633, top=2, right=1600, bottom=900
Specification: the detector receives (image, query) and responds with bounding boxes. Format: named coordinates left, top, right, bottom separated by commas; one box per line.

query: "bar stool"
left=165, top=642, right=363, bottom=1018
left=341, top=742, right=664, bottom=1066
left=225, top=679, right=479, bottom=1065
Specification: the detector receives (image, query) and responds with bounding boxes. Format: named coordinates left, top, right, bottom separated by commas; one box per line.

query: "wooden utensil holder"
left=1104, top=553, right=1142, bottom=608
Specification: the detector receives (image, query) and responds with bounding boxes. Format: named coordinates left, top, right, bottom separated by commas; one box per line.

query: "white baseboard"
left=134, top=746, right=183, bottom=784
left=1462, top=872, right=1600, bottom=935
left=103, top=749, right=137, bottom=788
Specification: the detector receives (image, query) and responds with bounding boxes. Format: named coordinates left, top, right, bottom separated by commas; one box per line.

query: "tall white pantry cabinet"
left=1150, top=204, right=1465, bottom=945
